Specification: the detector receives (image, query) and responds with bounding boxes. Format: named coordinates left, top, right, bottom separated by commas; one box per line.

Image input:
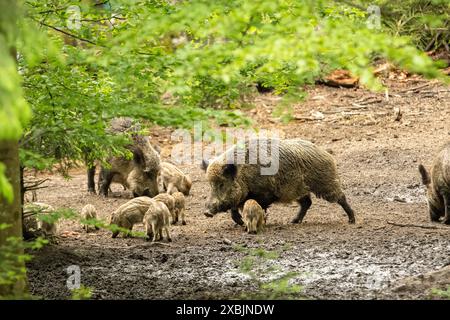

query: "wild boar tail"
left=418, top=164, right=431, bottom=186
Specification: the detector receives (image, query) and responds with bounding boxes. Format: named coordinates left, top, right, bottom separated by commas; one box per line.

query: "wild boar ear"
left=132, top=147, right=144, bottom=165
left=222, top=163, right=237, bottom=179
left=200, top=159, right=209, bottom=171
left=418, top=164, right=431, bottom=185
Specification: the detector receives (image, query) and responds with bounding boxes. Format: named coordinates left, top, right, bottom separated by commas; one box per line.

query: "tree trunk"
left=0, top=1, right=28, bottom=297
left=0, top=141, right=27, bottom=297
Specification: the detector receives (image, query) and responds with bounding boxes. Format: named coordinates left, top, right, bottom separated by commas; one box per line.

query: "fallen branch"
left=420, top=89, right=450, bottom=94
left=387, top=221, right=448, bottom=230
left=398, top=82, right=435, bottom=93
left=351, top=103, right=369, bottom=109
left=24, top=185, right=48, bottom=192
left=23, top=178, right=50, bottom=189
left=149, top=242, right=171, bottom=246
left=293, top=116, right=318, bottom=121
left=354, top=97, right=382, bottom=105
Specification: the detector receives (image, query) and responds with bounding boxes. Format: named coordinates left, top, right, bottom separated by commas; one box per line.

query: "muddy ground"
left=26, top=78, right=450, bottom=300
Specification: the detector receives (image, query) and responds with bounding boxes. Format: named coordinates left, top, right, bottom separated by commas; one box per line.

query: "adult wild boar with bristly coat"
left=419, top=142, right=450, bottom=224
left=87, top=117, right=161, bottom=198
left=201, top=138, right=355, bottom=226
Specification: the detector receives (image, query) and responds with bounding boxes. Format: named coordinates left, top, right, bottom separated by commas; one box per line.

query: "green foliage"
left=0, top=39, right=30, bottom=141
left=0, top=1, right=31, bottom=201
left=70, top=285, right=93, bottom=300
left=371, top=0, right=449, bottom=51
left=11, top=0, right=446, bottom=180
left=0, top=163, right=13, bottom=204
left=259, top=272, right=303, bottom=300
left=234, top=245, right=304, bottom=300
left=1, top=0, right=448, bottom=221
left=430, top=286, right=450, bottom=299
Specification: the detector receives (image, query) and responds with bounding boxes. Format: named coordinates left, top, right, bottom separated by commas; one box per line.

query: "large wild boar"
left=87, top=117, right=161, bottom=197
left=418, top=142, right=450, bottom=224
left=201, top=138, right=355, bottom=225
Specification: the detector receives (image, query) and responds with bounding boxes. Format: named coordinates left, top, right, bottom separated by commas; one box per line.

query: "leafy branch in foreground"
left=233, top=245, right=304, bottom=300
left=430, top=286, right=450, bottom=300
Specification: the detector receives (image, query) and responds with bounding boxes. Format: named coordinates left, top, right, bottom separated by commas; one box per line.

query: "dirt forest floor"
left=26, top=77, right=450, bottom=300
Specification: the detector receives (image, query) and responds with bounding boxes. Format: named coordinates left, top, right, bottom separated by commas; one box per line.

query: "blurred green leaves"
left=4, top=0, right=448, bottom=180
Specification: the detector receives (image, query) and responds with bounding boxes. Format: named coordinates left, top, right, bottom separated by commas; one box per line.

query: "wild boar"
left=242, top=199, right=265, bottom=234
left=201, top=138, right=355, bottom=226
left=172, top=191, right=186, bottom=225
left=143, top=200, right=172, bottom=242
left=81, top=204, right=99, bottom=232
left=109, top=166, right=155, bottom=196
left=87, top=117, right=161, bottom=198
left=24, top=202, right=57, bottom=236
left=418, top=143, right=450, bottom=224
left=153, top=193, right=176, bottom=223
left=109, top=196, right=153, bottom=238
left=158, top=162, right=192, bottom=196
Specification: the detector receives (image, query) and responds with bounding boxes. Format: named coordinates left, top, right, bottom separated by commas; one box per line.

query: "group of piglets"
left=97, top=161, right=191, bottom=242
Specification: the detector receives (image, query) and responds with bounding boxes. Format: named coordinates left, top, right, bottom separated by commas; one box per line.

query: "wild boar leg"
left=87, top=166, right=96, bottom=194
left=99, top=168, right=114, bottom=197
left=152, top=225, right=158, bottom=242
left=172, top=209, right=178, bottom=224
left=166, top=183, right=175, bottom=194
left=443, top=194, right=449, bottom=225
left=291, top=195, right=312, bottom=224
left=180, top=209, right=186, bottom=225
left=337, top=195, right=356, bottom=224
left=164, top=227, right=172, bottom=242
left=231, top=208, right=244, bottom=226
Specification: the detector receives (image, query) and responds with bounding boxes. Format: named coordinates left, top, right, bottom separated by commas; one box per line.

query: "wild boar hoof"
left=182, top=221, right=186, bottom=225
left=443, top=219, right=450, bottom=225
left=348, top=218, right=356, bottom=224
left=290, top=218, right=301, bottom=224
left=204, top=212, right=214, bottom=218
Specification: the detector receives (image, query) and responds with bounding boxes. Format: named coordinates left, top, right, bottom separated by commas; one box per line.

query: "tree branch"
left=32, top=18, right=102, bottom=46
